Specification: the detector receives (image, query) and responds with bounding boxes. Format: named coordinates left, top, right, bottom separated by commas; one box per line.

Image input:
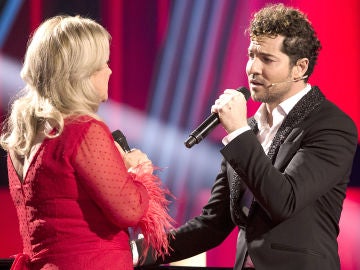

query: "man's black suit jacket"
left=137, top=87, right=358, bottom=270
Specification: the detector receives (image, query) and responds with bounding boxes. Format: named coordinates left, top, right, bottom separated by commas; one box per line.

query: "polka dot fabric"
left=7, top=116, right=150, bottom=269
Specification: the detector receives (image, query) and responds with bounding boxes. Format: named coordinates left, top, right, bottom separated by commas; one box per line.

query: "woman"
left=0, top=15, right=172, bottom=269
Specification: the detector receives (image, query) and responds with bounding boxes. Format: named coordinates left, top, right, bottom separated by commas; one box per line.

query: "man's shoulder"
left=306, top=90, right=357, bottom=137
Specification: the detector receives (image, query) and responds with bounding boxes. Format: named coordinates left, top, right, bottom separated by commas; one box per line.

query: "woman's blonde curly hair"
left=0, top=15, right=111, bottom=156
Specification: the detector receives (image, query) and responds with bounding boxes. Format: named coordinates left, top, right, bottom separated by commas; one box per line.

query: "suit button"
left=242, top=206, right=249, bottom=216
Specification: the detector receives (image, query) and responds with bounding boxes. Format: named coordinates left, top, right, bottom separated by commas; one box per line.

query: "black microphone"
left=184, top=87, right=250, bottom=148
left=112, top=130, right=131, bottom=153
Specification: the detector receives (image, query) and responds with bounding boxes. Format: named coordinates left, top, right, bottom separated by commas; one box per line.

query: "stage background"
left=0, top=0, right=359, bottom=269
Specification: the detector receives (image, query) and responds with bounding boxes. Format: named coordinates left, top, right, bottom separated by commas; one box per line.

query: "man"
left=134, top=4, right=358, bottom=270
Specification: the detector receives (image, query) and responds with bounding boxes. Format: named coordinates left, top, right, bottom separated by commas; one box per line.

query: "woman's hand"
left=115, top=143, right=153, bottom=173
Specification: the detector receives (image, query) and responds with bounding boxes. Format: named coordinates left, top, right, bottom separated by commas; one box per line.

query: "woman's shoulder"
left=61, top=115, right=110, bottom=141
left=64, top=115, right=106, bottom=130
left=50, top=115, right=111, bottom=155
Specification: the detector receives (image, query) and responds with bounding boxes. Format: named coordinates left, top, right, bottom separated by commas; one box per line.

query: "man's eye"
left=263, top=57, right=273, bottom=63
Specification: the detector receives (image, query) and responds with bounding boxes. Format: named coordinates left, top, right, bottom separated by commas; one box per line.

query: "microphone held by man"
left=184, top=86, right=250, bottom=148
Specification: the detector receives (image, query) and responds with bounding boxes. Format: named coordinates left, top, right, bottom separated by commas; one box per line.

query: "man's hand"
left=211, top=89, right=248, bottom=134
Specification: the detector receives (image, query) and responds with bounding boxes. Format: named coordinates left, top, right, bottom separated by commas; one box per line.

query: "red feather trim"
left=10, top=253, right=30, bottom=270
left=129, top=164, right=175, bottom=259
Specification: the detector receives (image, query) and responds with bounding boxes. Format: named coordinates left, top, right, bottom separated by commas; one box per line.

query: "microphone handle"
left=184, top=87, right=249, bottom=148
left=112, top=130, right=131, bottom=153
left=184, top=113, right=219, bottom=148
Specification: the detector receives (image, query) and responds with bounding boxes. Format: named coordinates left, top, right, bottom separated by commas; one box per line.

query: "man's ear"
left=294, top=58, right=309, bottom=78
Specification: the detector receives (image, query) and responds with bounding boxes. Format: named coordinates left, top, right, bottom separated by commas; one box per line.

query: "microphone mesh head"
left=237, top=87, right=250, bottom=100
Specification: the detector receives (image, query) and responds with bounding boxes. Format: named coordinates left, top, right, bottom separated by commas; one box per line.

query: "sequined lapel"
left=267, top=86, right=325, bottom=161
left=248, top=117, right=259, bottom=134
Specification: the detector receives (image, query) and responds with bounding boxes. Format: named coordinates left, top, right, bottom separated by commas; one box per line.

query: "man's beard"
left=252, top=85, right=290, bottom=104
